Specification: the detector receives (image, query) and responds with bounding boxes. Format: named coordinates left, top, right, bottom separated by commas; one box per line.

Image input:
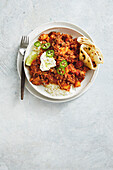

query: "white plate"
left=17, top=22, right=99, bottom=103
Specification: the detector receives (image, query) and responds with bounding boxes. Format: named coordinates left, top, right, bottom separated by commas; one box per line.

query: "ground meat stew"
left=29, top=32, right=89, bottom=91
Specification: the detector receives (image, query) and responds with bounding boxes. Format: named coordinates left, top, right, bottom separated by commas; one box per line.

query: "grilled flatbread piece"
left=77, top=37, right=103, bottom=70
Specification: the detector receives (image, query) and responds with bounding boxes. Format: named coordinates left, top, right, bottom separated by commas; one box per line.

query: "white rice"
left=45, top=84, right=76, bottom=96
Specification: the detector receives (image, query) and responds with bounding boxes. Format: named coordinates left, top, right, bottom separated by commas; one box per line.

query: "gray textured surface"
left=0, top=0, right=113, bottom=169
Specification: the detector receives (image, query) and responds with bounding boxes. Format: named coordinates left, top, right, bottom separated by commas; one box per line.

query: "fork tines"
left=20, top=36, right=29, bottom=48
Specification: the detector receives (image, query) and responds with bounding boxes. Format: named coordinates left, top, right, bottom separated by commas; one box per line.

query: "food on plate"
left=59, top=60, right=68, bottom=68
left=46, top=50, right=55, bottom=58
left=77, top=37, right=95, bottom=47
left=41, top=42, right=50, bottom=50
left=25, top=51, right=37, bottom=66
left=25, top=32, right=103, bottom=94
left=45, top=84, right=76, bottom=96
left=40, top=52, right=56, bottom=71
left=77, top=37, right=103, bottom=70
left=34, top=41, right=41, bottom=47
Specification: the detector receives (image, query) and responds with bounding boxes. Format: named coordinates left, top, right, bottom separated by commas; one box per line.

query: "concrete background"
left=0, top=0, right=113, bottom=169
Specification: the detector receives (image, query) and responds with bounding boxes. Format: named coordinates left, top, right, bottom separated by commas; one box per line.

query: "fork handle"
left=21, top=59, right=25, bottom=100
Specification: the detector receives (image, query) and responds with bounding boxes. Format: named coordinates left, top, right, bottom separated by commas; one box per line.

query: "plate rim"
left=17, top=21, right=99, bottom=103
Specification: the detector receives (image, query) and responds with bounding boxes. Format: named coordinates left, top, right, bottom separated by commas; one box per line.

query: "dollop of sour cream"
left=40, top=52, right=56, bottom=71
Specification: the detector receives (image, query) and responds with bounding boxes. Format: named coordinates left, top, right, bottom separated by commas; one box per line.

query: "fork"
left=19, top=36, right=29, bottom=100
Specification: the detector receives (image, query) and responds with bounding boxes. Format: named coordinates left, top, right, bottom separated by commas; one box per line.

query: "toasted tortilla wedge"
left=77, top=37, right=103, bottom=70
left=77, top=37, right=95, bottom=47
left=95, top=47, right=104, bottom=64
left=80, top=45, right=97, bottom=70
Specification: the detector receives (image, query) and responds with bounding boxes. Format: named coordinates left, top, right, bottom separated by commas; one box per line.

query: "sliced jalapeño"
left=34, top=41, right=41, bottom=47
left=41, top=43, right=50, bottom=50
left=46, top=50, right=54, bottom=58
left=57, top=66, right=66, bottom=75
left=60, top=60, right=68, bottom=68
